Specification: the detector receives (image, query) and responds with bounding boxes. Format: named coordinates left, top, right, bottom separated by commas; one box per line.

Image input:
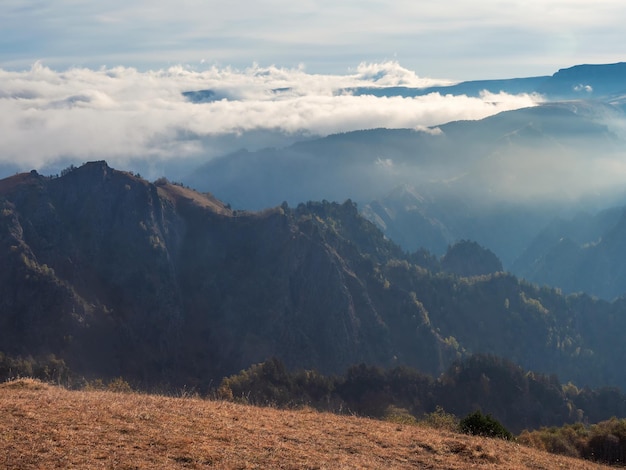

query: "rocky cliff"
left=3, top=162, right=626, bottom=391
left=0, top=162, right=451, bottom=386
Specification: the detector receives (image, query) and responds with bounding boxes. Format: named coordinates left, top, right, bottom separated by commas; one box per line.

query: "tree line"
left=216, top=355, right=626, bottom=436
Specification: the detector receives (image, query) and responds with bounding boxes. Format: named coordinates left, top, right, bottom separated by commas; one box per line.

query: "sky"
left=0, top=62, right=540, bottom=174
left=2, top=0, right=626, bottom=79
left=0, top=1, right=624, bottom=175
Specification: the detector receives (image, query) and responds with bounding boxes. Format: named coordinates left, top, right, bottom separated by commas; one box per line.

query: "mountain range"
left=4, top=62, right=626, bottom=408
left=182, top=62, right=626, bottom=299
left=179, top=63, right=626, bottom=104
left=344, top=62, right=626, bottom=102
left=3, top=161, right=626, bottom=394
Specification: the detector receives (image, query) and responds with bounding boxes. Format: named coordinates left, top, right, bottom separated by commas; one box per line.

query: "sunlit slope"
left=0, top=379, right=610, bottom=470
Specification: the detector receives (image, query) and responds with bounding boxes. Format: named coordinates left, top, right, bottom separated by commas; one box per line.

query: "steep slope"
left=3, top=162, right=626, bottom=392
left=360, top=184, right=453, bottom=256
left=513, top=207, right=626, bottom=300
left=0, top=163, right=452, bottom=386
left=0, top=164, right=193, bottom=380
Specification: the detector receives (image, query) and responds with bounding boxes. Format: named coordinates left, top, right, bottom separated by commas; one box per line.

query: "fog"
left=183, top=97, right=626, bottom=215
left=0, top=61, right=540, bottom=178
left=3, top=60, right=626, bottom=213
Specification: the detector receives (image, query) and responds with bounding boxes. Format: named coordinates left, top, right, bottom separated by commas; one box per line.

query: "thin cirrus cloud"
left=1, top=1, right=626, bottom=78
left=0, top=61, right=542, bottom=172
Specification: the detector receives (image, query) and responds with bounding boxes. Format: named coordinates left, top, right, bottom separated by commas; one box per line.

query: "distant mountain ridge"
left=185, top=99, right=626, bottom=271
left=342, top=62, right=626, bottom=100
left=179, top=63, right=626, bottom=102
left=186, top=101, right=623, bottom=208
left=344, top=76, right=549, bottom=99
left=513, top=207, right=626, bottom=299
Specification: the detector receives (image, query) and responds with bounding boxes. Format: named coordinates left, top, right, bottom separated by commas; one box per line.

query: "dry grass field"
left=0, top=378, right=612, bottom=469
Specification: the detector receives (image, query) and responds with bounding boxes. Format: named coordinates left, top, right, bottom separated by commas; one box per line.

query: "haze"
left=1, top=1, right=625, bottom=208
left=0, top=62, right=541, bottom=174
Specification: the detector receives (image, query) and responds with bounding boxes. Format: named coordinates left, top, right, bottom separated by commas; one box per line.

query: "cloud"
left=2, top=1, right=626, bottom=79
left=375, top=157, right=394, bottom=168
left=0, top=61, right=542, bottom=173
left=352, top=62, right=455, bottom=88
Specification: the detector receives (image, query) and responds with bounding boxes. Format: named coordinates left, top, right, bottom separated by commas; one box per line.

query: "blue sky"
left=2, top=0, right=626, bottom=79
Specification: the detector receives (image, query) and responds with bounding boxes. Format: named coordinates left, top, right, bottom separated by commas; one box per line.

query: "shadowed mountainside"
left=3, top=162, right=626, bottom=392
left=0, top=162, right=448, bottom=386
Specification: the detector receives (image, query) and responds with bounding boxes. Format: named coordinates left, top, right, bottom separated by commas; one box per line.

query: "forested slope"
left=1, top=162, right=626, bottom=393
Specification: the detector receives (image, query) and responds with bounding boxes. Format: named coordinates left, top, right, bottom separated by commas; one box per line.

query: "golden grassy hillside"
left=0, top=379, right=611, bottom=469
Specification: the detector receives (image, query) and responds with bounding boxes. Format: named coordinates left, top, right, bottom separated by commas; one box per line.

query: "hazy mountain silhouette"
left=513, top=207, right=626, bottom=300
left=343, top=62, right=626, bottom=100
left=186, top=99, right=625, bottom=269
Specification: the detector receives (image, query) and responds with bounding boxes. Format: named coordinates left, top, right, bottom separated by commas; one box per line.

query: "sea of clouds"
left=0, top=61, right=542, bottom=176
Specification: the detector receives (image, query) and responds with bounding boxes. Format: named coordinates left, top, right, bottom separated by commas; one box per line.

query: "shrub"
left=421, top=406, right=459, bottom=432
left=84, top=378, right=106, bottom=391
left=83, top=377, right=133, bottom=393
left=518, top=423, right=587, bottom=458
left=107, top=377, right=133, bottom=393
left=459, top=410, right=513, bottom=440
left=582, top=418, right=626, bottom=464
left=217, top=358, right=335, bottom=409
left=383, top=405, right=418, bottom=425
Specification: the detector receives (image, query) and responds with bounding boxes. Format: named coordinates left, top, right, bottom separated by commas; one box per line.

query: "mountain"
left=342, top=62, right=626, bottom=100
left=537, top=62, right=626, bottom=100
left=360, top=183, right=561, bottom=267
left=187, top=102, right=623, bottom=209
left=177, top=62, right=626, bottom=285
left=440, top=240, right=503, bottom=277
left=344, top=76, right=550, bottom=98
left=0, top=162, right=448, bottom=386
left=360, top=184, right=453, bottom=256
left=185, top=100, right=625, bottom=269
left=513, top=207, right=626, bottom=300
left=4, top=162, right=626, bottom=392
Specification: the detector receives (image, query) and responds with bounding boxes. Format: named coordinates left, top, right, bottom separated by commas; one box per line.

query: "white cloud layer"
left=0, top=61, right=541, bottom=172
